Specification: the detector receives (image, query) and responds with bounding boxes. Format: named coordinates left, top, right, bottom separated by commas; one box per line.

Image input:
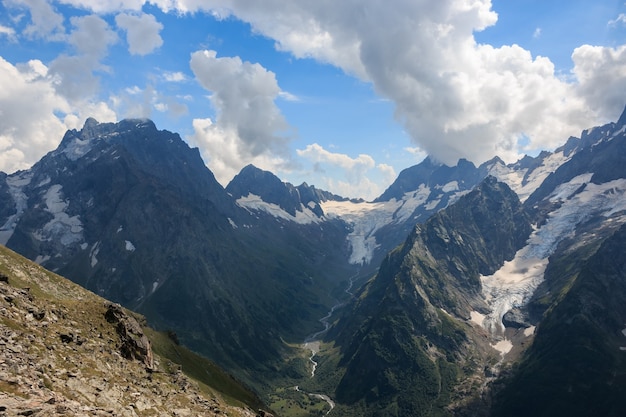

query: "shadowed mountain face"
left=0, top=118, right=357, bottom=389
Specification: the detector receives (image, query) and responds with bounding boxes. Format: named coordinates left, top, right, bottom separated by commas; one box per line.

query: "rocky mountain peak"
left=226, top=164, right=302, bottom=216
left=56, top=118, right=159, bottom=161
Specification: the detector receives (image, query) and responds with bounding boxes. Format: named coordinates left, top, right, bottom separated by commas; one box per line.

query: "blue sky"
left=1, top=1, right=625, bottom=199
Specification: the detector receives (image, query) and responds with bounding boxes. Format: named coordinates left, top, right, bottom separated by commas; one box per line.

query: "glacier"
left=477, top=174, right=626, bottom=353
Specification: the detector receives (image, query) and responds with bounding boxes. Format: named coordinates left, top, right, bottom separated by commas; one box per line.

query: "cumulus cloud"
left=377, top=163, right=397, bottom=185
left=296, top=143, right=391, bottom=199
left=48, top=14, right=117, bottom=101
left=111, top=83, right=189, bottom=119
left=0, top=56, right=117, bottom=174
left=190, top=117, right=289, bottom=185
left=0, top=11, right=119, bottom=175
left=115, top=12, right=163, bottom=56
left=147, top=0, right=624, bottom=166
left=0, top=58, right=69, bottom=173
left=298, top=143, right=375, bottom=173
left=110, top=84, right=155, bottom=119
left=189, top=49, right=293, bottom=183
left=55, top=0, right=145, bottom=13
left=163, top=71, right=188, bottom=82
left=7, top=0, right=66, bottom=40
left=572, top=44, right=626, bottom=121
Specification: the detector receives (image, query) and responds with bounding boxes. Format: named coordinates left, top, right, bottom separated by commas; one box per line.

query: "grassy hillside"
left=0, top=244, right=269, bottom=416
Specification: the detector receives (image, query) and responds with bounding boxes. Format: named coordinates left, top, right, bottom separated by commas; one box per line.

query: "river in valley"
left=297, top=271, right=361, bottom=414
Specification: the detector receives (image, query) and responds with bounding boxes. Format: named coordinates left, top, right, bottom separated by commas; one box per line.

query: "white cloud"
left=115, top=12, right=164, bottom=56
left=0, top=52, right=116, bottom=174
left=0, top=25, right=17, bottom=41
left=67, top=14, right=117, bottom=57
left=377, top=163, right=397, bottom=185
left=163, top=71, right=188, bottom=82
left=533, top=27, right=542, bottom=38
left=296, top=143, right=387, bottom=199
left=112, top=83, right=189, bottom=120
left=55, top=0, right=145, bottom=13
left=147, top=0, right=622, bottom=166
left=297, top=143, right=375, bottom=172
left=189, top=49, right=293, bottom=183
left=48, top=15, right=117, bottom=102
left=278, top=91, right=299, bottom=102
left=7, top=0, right=66, bottom=40
left=608, top=13, right=626, bottom=27
left=404, top=146, right=428, bottom=161
left=155, top=96, right=189, bottom=118
left=0, top=57, right=68, bottom=173
left=572, top=44, right=626, bottom=122
left=189, top=117, right=288, bottom=185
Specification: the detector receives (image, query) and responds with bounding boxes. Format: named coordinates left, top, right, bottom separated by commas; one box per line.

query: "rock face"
left=0, top=245, right=265, bottom=417
left=104, top=303, right=154, bottom=370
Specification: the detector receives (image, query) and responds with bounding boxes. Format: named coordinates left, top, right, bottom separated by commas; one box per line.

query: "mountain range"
left=1, top=105, right=626, bottom=416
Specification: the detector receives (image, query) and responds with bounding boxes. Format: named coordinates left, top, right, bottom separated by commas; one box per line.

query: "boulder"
left=104, top=303, right=154, bottom=370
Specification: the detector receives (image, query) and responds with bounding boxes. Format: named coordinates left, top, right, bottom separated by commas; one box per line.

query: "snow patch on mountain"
left=490, top=151, right=571, bottom=202
left=424, top=198, right=441, bottom=211
left=479, top=174, right=626, bottom=340
left=0, top=172, right=32, bottom=245
left=389, top=185, right=432, bottom=223
left=35, top=254, right=51, bottom=264
left=90, top=242, right=100, bottom=267
left=236, top=194, right=322, bottom=224
left=32, top=185, right=83, bottom=246
left=322, top=188, right=433, bottom=265
left=60, top=135, right=99, bottom=161
left=36, top=176, right=51, bottom=188
left=125, top=240, right=136, bottom=251
left=441, top=181, right=459, bottom=193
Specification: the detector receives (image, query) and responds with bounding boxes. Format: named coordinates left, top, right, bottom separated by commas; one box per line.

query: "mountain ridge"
left=2, top=105, right=626, bottom=415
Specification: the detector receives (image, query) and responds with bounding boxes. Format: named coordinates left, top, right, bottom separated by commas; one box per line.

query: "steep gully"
left=293, top=271, right=360, bottom=414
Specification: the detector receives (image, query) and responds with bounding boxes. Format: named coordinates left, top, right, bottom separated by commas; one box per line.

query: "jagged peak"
left=54, top=117, right=159, bottom=161
left=482, top=156, right=505, bottom=166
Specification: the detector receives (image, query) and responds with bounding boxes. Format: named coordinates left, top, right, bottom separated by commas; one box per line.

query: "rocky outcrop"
left=104, top=303, right=154, bottom=370
left=0, top=245, right=260, bottom=417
